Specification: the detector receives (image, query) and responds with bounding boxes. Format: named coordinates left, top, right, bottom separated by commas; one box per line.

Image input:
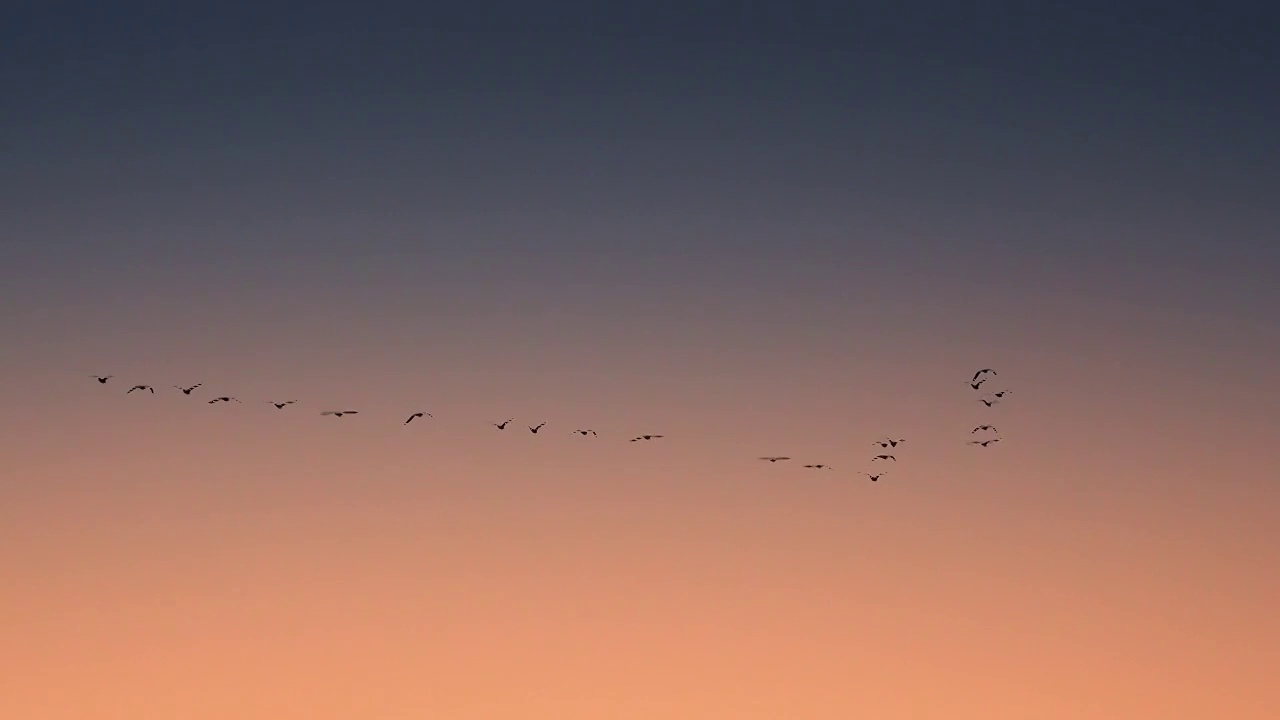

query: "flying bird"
left=979, top=398, right=999, bottom=407
left=90, top=375, right=113, bottom=384
left=873, top=438, right=905, bottom=448
left=321, top=410, right=359, bottom=417
left=971, top=368, right=997, bottom=382
left=872, top=454, right=896, bottom=462
left=266, top=401, right=296, bottom=409
left=207, top=396, right=241, bottom=404
left=802, top=464, right=833, bottom=470
left=571, top=429, right=597, bottom=436
left=990, top=390, right=1012, bottom=398
left=493, top=419, right=514, bottom=429
left=630, top=434, right=663, bottom=442
left=758, top=456, right=791, bottom=462
left=969, top=438, right=1001, bottom=447
left=967, top=378, right=987, bottom=390
left=528, top=422, right=547, bottom=434
left=860, top=471, right=888, bottom=482
left=971, top=425, right=998, bottom=433
left=127, top=385, right=154, bottom=394
left=405, top=412, right=432, bottom=424
left=174, top=383, right=202, bottom=395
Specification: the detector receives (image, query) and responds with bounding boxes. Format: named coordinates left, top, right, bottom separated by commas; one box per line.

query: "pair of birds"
left=968, top=369, right=1012, bottom=406
left=757, top=457, right=890, bottom=481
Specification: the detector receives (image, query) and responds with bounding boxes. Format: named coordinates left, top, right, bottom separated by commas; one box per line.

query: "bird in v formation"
left=91, top=366, right=1012, bottom=480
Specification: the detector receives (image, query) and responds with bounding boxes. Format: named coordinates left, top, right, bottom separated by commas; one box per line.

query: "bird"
left=979, top=398, right=999, bottom=407
left=990, top=390, right=1012, bottom=398
left=90, top=375, right=113, bottom=384
left=127, top=385, right=154, bottom=394
left=266, top=400, right=296, bottom=409
left=571, top=429, right=597, bottom=436
left=969, top=438, right=1001, bottom=447
left=630, top=434, right=663, bottom=442
left=207, top=396, right=241, bottom=404
left=758, top=456, right=791, bottom=462
left=872, top=454, right=896, bottom=462
left=971, top=368, right=997, bottom=382
left=971, top=425, right=998, bottom=433
left=802, top=464, right=833, bottom=470
left=528, top=422, right=546, bottom=434
left=320, top=410, right=359, bottom=417
left=174, top=383, right=202, bottom=395
left=967, top=378, right=988, bottom=390
left=860, top=471, right=888, bottom=482
left=493, top=419, right=514, bottom=429
left=405, top=412, right=432, bottom=424
left=873, top=438, right=905, bottom=448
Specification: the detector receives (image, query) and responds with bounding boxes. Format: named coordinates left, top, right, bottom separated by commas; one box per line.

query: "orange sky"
left=1, top=289, right=1276, bottom=719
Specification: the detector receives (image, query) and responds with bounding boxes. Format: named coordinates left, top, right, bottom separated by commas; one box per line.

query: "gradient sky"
left=2, top=2, right=1278, bottom=718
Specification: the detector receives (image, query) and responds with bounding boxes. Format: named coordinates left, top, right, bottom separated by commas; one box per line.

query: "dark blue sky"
left=3, top=0, right=1277, bottom=347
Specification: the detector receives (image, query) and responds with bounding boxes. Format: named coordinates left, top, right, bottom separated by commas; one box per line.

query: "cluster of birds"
left=965, top=368, right=1010, bottom=448
left=90, top=368, right=1013, bottom=481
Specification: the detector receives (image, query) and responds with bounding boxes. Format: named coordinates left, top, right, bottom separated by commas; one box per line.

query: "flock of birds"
left=89, top=368, right=1013, bottom=481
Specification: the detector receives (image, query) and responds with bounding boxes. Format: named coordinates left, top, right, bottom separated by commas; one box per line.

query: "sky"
left=1, top=1, right=1277, bottom=717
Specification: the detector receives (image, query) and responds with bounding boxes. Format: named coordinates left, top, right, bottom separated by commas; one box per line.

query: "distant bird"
left=860, top=471, right=888, bottom=482
left=266, top=400, right=296, bottom=409
left=321, top=410, right=359, bottom=417
left=971, top=368, right=997, bottom=382
left=127, top=385, right=154, bottom=394
left=405, top=412, right=432, bottom=424
left=90, top=375, right=113, bottom=384
left=990, top=390, right=1012, bottom=398
left=528, top=422, right=546, bottom=434
left=979, top=398, right=999, bottom=407
left=493, top=419, right=514, bottom=429
left=967, top=378, right=988, bottom=390
left=969, top=438, right=1001, bottom=447
left=630, top=434, right=663, bottom=442
left=572, top=429, right=597, bottom=436
left=207, top=396, right=241, bottom=404
left=872, top=454, right=896, bottom=462
left=174, top=383, right=202, bottom=395
left=758, top=456, right=791, bottom=462
left=873, top=438, right=905, bottom=448
left=971, top=425, right=998, bottom=433
left=802, top=464, right=833, bottom=470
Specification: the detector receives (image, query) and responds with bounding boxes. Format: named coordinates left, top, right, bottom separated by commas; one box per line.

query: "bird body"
left=758, top=456, right=791, bottom=462
left=572, top=429, right=597, bottom=436
left=528, top=422, right=547, bottom=434
left=630, top=434, right=663, bottom=442
left=971, top=368, right=997, bottom=382
left=127, top=385, right=154, bottom=394
left=208, top=396, right=241, bottom=403
left=872, top=454, right=896, bottom=462
left=91, top=375, right=113, bottom=383
left=321, top=410, right=359, bottom=417
left=494, top=419, right=513, bottom=429
left=802, top=464, right=832, bottom=469
left=873, top=438, right=905, bottom=448
left=860, top=471, right=888, bottom=482
left=971, top=425, right=997, bottom=433
left=267, top=401, right=296, bottom=409
left=175, top=384, right=202, bottom=395
left=969, top=438, right=1001, bottom=447
left=405, top=412, right=432, bottom=424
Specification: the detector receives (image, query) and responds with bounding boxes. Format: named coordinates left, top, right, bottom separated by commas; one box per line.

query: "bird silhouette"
left=174, top=384, right=202, bottom=395
left=990, top=390, right=1012, bottom=398
left=405, top=412, right=432, bottom=424
left=630, top=434, right=663, bottom=442
left=90, top=375, right=113, bottom=384
left=528, top=422, right=546, bottom=434
left=971, top=425, right=998, bottom=433
left=873, top=438, right=905, bottom=448
left=967, top=378, right=987, bottom=390
left=872, top=454, right=896, bottom=462
left=572, top=429, right=597, bottom=436
left=207, top=396, right=241, bottom=404
left=321, top=410, right=359, bottom=417
left=493, top=419, right=514, bottom=429
left=971, top=368, right=997, bottom=382
left=979, top=398, right=998, bottom=407
left=860, top=471, right=888, bottom=482
left=802, top=464, right=833, bottom=470
left=266, top=401, right=296, bottom=409
left=758, top=456, right=791, bottom=462
left=127, top=385, right=154, bottom=394
left=969, top=438, right=1001, bottom=447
